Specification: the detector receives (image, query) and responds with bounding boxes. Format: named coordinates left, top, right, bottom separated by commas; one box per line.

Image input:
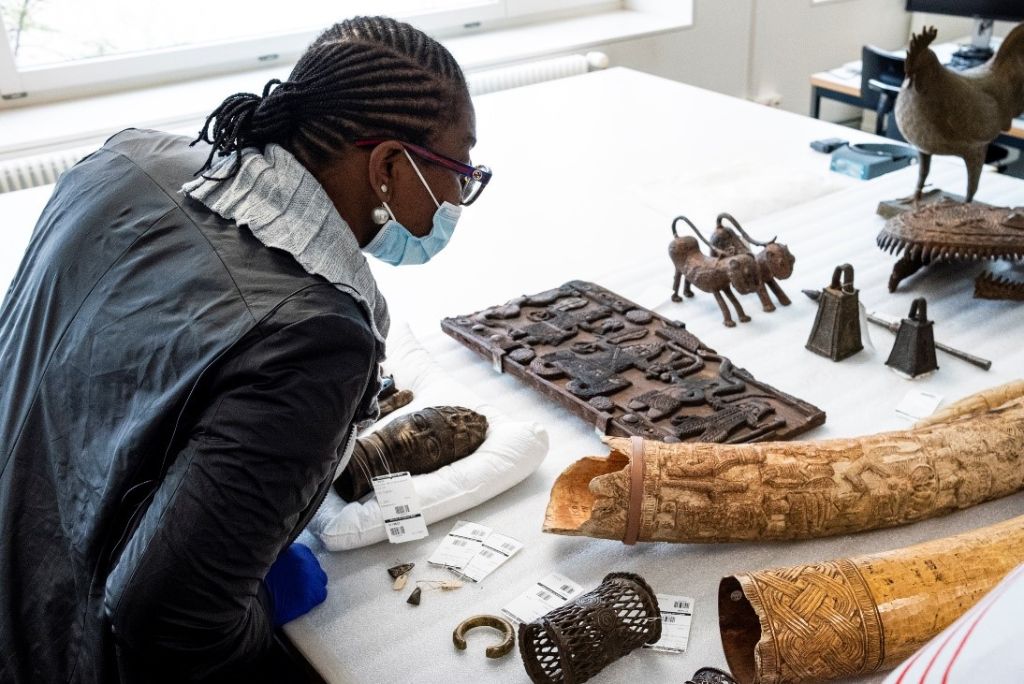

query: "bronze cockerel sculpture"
left=896, top=23, right=1024, bottom=202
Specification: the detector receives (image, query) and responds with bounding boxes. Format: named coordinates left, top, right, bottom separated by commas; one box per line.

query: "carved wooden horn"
left=717, top=212, right=776, bottom=246
left=719, top=514, right=1024, bottom=683
left=542, top=380, right=1024, bottom=544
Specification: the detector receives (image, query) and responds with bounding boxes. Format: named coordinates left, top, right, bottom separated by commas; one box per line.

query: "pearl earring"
left=371, top=183, right=391, bottom=224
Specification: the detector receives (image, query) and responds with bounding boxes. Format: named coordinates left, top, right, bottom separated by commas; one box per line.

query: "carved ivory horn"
left=718, top=514, right=1024, bottom=683
left=542, top=380, right=1024, bottom=544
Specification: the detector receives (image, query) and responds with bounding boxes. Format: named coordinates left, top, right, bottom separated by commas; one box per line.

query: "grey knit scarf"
left=181, top=144, right=390, bottom=348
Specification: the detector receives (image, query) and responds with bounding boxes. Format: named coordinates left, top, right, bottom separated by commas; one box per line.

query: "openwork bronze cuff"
left=518, top=572, right=661, bottom=684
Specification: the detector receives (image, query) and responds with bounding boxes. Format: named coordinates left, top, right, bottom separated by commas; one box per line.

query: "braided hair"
left=192, top=16, right=468, bottom=178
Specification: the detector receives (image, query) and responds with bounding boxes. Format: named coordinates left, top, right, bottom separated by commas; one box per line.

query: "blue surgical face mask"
left=363, top=148, right=462, bottom=266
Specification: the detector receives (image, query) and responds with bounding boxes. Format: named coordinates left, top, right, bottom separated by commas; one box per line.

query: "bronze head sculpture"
left=334, top=406, right=488, bottom=501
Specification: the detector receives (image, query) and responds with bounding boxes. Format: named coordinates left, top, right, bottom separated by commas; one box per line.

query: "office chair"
left=861, top=45, right=906, bottom=138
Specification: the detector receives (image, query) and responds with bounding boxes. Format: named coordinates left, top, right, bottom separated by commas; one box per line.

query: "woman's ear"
left=367, top=141, right=406, bottom=203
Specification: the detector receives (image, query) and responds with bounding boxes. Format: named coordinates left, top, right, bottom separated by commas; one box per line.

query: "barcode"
left=471, top=527, right=485, bottom=536
left=673, top=600, right=689, bottom=610
left=537, top=590, right=552, bottom=601
left=451, top=538, right=468, bottom=547
left=663, top=615, right=676, bottom=624
left=500, top=541, right=516, bottom=551
left=390, top=525, right=405, bottom=535
left=394, top=504, right=410, bottom=515
left=479, top=549, right=495, bottom=559
left=560, top=584, right=575, bottom=593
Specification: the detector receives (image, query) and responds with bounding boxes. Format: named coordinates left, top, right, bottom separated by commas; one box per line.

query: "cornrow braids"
left=192, top=16, right=468, bottom=179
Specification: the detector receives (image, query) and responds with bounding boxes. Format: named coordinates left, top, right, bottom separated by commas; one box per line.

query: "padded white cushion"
left=307, top=324, right=549, bottom=551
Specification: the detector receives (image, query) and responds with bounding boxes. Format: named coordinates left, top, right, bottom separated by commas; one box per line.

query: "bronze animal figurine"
left=704, top=212, right=795, bottom=311
left=668, top=216, right=761, bottom=328
left=896, top=23, right=1024, bottom=203
left=333, top=406, right=488, bottom=501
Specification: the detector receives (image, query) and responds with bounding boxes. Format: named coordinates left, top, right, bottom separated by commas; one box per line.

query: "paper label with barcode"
left=427, top=520, right=491, bottom=569
left=371, top=472, right=428, bottom=544
left=644, top=594, right=694, bottom=654
left=501, top=573, right=584, bottom=624
left=458, top=532, right=523, bottom=582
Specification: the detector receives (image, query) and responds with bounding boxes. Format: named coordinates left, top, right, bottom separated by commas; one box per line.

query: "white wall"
left=596, top=0, right=918, bottom=121
left=750, top=0, right=910, bottom=117
left=601, top=0, right=755, bottom=99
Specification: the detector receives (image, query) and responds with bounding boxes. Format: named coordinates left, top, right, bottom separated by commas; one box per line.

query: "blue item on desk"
left=830, top=143, right=917, bottom=180
left=264, top=542, right=328, bottom=627
left=811, top=137, right=849, bottom=153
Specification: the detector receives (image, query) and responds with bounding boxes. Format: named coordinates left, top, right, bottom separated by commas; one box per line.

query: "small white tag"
left=858, top=302, right=874, bottom=351
left=895, top=390, right=944, bottom=420
left=428, top=520, right=492, bottom=569
left=371, top=472, right=428, bottom=544
left=644, top=594, right=694, bottom=654
left=458, top=532, right=523, bottom=583
left=502, top=573, right=584, bottom=624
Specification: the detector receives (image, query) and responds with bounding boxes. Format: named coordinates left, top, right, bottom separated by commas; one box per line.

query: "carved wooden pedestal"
left=877, top=199, right=1024, bottom=292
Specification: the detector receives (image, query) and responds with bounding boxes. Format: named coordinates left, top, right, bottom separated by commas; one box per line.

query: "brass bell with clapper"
left=806, top=263, right=863, bottom=361
left=885, top=297, right=939, bottom=378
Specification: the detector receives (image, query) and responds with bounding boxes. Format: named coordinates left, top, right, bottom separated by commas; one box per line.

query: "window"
left=0, top=0, right=618, bottom=103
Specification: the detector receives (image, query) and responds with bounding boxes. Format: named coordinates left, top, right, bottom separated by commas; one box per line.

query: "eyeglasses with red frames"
left=354, top=138, right=492, bottom=206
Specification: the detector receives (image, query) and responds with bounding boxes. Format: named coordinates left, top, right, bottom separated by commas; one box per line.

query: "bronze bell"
left=806, top=264, right=863, bottom=361
left=885, top=298, right=939, bottom=378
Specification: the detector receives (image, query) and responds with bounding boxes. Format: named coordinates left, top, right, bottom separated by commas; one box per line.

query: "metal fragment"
left=388, top=563, right=414, bottom=579
left=975, top=271, right=1024, bottom=301
left=452, top=615, right=515, bottom=659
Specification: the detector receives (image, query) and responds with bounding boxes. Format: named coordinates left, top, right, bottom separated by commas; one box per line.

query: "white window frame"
left=0, top=0, right=618, bottom=104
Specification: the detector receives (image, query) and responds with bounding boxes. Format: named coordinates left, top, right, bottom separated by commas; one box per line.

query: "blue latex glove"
left=264, top=543, right=328, bottom=627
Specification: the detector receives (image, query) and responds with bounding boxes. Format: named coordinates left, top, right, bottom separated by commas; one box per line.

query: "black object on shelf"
left=810, top=137, right=848, bottom=154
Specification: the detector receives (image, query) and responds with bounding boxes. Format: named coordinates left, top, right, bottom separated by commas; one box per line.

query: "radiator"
left=0, top=144, right=101, bottom=194
left=467, top=51, right=609, bottom=97
left=0, top=52, right=609, bottom=194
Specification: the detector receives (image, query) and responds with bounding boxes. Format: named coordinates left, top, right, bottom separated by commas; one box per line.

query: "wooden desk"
left=4, top=68, right=1023, bottom=684
left=810, top=39, right=1024, bottom=148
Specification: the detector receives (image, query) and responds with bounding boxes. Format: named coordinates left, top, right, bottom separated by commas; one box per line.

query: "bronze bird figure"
left=896, top=23, right=1024, bottom=203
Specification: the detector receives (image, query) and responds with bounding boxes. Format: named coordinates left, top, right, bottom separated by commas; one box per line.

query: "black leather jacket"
left=0, top=129, right=381, bottom=683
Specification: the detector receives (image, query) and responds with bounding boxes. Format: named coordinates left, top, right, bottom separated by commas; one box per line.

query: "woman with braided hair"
left=0, top=16, right=488, bottom=684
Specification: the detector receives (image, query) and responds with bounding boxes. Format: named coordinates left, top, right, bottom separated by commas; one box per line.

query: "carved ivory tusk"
left=452, top=615, right=515, bottom=659
left=542, top=380, right=1024, bottom=543
left=718, top=514, right=1024, bottom=683
left=911, top=379, right=1024, bottom=428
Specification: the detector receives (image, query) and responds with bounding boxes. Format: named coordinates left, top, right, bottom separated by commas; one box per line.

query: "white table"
left=3, top=68, right=1023, bottom=684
